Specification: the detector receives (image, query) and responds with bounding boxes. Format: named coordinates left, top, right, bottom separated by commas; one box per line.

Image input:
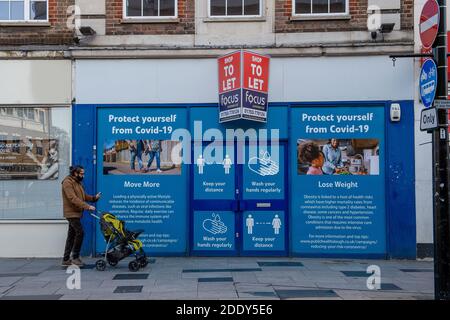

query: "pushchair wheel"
left=128, top=260, right=140, bottom=272
left=96, top=260, right=106, bottom=271
left=138, top=257, right=148, bottom=268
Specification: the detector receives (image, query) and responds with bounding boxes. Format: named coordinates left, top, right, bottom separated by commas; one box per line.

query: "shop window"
left=0, top=0, right=48, bottom=21
left=26, top=108, right=34, bottom=120
left=210, top=0, right=261, bottom=17
left=16, top=108, right=24, bottom=118
left=124, top=0, right=177, bottom=18
left=38, top=110, right=45, bottom=124
left=0, top=107, right=71, bottom=220
left=293, top=0, right=347, bottom=16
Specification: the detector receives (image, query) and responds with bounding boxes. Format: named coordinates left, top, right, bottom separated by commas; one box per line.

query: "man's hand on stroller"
left=87, top=205, right=96, bottom=211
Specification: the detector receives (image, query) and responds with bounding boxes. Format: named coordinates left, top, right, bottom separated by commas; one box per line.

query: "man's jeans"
left=130, top=150, right=143, bottom=170
left=147, top=151, right=161, bottom=170
left=63, top=218, right=84, bottom=261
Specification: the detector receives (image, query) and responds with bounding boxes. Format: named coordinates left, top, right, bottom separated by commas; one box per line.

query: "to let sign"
left=218, top=50, right=270, bottom=123
left=242, top=51, right=270, bottom=122
left=218, top=51, right=242, bottom=122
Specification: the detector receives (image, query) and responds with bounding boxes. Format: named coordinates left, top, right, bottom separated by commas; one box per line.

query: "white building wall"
left=0, top=60, right=72, bottom=105
left=75, top=56, right=413, bottom=104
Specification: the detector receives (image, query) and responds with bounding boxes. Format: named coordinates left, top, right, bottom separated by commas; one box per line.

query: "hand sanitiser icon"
left=203, top=213, right=228, bottom=235
left=248, top=151, right=279, bottom=177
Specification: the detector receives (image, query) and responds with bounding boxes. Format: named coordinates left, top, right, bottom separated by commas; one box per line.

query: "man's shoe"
left=71, top=258, right=84, bottom=267
left=156, top=169, right=162, bottom=173
left=61, top=259, right=72, bottom=267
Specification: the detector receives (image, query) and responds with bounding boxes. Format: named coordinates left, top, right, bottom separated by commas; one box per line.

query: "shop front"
left=73, top=55, right=416, bottom=259
left=0, top=59, right=72, bottom=258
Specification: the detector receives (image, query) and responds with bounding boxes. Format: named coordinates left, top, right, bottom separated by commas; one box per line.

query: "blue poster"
left=290, top=107, right=386, bottom=255
left=96, top=108, right=188, bottom=254
left=193, top=211, right=235, bottom=251
left=243, top=145, right=284, bottom=200
left=194, top=146, right=235, bottom=200
left=242, top=211, right=285, bottom=251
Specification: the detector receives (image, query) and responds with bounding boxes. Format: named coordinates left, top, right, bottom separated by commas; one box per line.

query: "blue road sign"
left=420, top=59, right=438, bottom=108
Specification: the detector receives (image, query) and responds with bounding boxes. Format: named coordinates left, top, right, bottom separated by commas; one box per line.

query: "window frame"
left=208, top=0, right=263, bottom=18
left=292, top=0, right=349, bottom=17
left=122, top=0, right=178, bottom=20
left=0, top=0, right=48, bottom=22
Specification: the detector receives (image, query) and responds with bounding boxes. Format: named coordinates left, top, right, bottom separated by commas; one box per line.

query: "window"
left=0, top=107, right=71, bottom=220
left=26, top=108, right=34, bottom=120
left=124, top=0, right=177, bottom=18
left=0, top=0, right=48, bottom=21
left=294, top=0, right=347, bottom=15
left=210, top=0, right=261, bottom=17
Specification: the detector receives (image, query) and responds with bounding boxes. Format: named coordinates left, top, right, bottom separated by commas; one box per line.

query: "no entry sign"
left=420, top=0, right=440, bottom=49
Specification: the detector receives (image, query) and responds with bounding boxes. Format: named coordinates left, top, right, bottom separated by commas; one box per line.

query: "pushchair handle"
left=89, top=209, right=104, bottom=220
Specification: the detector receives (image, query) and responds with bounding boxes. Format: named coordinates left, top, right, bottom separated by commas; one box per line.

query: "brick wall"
left=106, top=0, right=195, bottom=35
left=275, top=0, right=414, bottom=33
left=0, top=0, right=75, bottom=46
left=400, top=0, right=414, bottom=30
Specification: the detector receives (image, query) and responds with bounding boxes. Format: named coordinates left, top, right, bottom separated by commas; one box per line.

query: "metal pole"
left=433, top=0, right=450, bottom=301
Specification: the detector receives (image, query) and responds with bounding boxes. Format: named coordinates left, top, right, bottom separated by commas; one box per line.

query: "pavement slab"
left=0, top=257, right=435, bottom=300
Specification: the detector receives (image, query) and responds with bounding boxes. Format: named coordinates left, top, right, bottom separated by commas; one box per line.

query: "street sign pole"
left=432, top=0, right=450, bottom=301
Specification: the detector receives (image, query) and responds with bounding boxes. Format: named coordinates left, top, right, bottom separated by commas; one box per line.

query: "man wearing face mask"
left=61, top=165, right=101, bottom=267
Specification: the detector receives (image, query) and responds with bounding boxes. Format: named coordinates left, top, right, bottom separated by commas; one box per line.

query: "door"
left=190, top=140, right=288, bottom=256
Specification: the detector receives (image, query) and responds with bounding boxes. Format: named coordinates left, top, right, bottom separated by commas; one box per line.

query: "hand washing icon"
left=248, top=151, right=279, bottom=176
left=203, top=213, right=228, bottom=235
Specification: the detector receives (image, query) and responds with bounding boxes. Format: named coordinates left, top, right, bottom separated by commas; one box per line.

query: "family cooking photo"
left=297, top=138, right=380, bottom=176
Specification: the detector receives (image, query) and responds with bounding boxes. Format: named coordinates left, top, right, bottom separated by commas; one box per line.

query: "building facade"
left=0, top=0, right=423, bottom=259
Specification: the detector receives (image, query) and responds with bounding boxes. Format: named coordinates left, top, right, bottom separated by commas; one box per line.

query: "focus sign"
left=218, top=50, right=270, bottom=123
left=218, top=51, right=242, bottom=122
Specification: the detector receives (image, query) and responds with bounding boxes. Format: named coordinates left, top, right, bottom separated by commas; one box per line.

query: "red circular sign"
left=420, top=0, right=440, bottom=49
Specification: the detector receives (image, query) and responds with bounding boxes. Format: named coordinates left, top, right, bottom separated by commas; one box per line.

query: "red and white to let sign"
left=243, top=51, right=270, bottom=93
left=218, top=51, right=241, bottom=94
left=420, top=0, right=440, bottom=49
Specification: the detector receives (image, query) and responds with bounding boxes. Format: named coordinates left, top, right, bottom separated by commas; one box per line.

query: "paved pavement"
left=0, top=257, right=434, bottom=300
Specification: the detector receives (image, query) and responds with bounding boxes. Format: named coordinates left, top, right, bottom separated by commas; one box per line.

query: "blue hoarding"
left=96, top=108, right=188, bottom=254
left=290, top=106, right=386, bottom=255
